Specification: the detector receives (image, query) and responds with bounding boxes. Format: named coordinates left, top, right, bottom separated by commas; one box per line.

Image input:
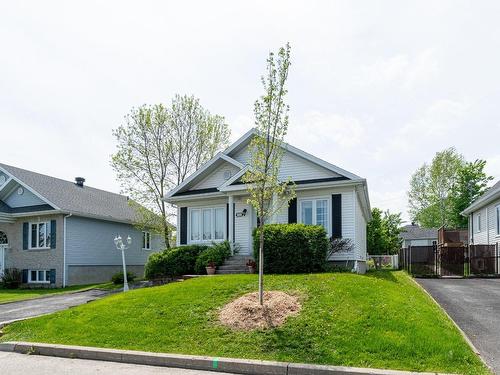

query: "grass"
left=0, top=271, right=488, bottom=374
left=0, top=283, right=114, bottom=304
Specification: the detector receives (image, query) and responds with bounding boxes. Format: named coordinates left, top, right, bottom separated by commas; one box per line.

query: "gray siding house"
left=400, top=224, right=438, bottom=248
left=164, top=128, right=371, bottom=273
left=0, top=163, right=163, bottom=287
left=462, top=180, right=500, bottom=246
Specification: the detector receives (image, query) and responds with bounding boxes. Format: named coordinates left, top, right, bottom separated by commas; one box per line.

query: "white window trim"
left=476, top=213, right=482, bottom=233
left=142, top=231, right=152, bottom=250
left=28, top=221, right=51, bottom=250
left=298, top=196, right=331, bottom=237
left=187, top=206, right=226, bottom=244
left=495, top=205, right=500, bottom=237
left=28, top=269, right=50, bottom=284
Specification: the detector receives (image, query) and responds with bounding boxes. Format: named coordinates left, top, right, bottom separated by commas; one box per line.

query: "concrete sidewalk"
left=0, top=341, right=452, bottom=375
left=0, top=351, right=230, bottom=375
left=0, top=289, right=110, bottom=326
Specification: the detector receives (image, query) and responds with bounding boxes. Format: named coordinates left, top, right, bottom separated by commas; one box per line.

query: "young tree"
left=449, top=159, right=493, bottom=228
left=242, top=43, right=295, bottom=305
left=408, top=148, right=464, bottom=228
left=111, top=97, right=230, bottom=247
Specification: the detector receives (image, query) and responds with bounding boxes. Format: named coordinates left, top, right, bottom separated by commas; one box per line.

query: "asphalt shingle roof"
left=0, top=163, right=138, bottom=223
left=400, top=224, right=438, bottom=240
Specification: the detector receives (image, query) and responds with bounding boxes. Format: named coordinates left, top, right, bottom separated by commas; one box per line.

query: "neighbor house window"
left=476, top=214, right=482, bottom=233
left=189, top=207, right=225, bottom=243
left=496, top=205, right=500, bottom=235
left=29, top=269, right=50, bottom=283
left=142, top=231, right=151, bottom=250
left=29, top=222, right=51, bottom=249
left=299, top=198, right=329, bottom=234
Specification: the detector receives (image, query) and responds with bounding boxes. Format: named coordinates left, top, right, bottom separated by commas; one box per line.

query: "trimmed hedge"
left=253, top=223, right=329, bottom=273
left=194, top=241, right=232, bottom=274
left=145, top=244, right=208, bottom=279
left=111, top=271, right=137, bottom=285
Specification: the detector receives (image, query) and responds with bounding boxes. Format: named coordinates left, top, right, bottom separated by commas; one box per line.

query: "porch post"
left=228, top=195, right=234, bottom=254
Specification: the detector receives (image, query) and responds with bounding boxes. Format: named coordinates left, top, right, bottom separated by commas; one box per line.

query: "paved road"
left=0, top=351, right=234, bottom=375
left=0, top=290, right=110, bottom=326
left=417, top=278, right=500, bottom=374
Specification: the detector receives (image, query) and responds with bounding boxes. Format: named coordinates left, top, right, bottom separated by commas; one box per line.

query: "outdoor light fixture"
left=236, top=208, right=247, bottom=217
left=114, top=235, right=132, bottom=292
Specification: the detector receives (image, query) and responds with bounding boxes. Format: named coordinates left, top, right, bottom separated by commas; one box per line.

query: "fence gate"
left=439, top=246, right=466, bottom=277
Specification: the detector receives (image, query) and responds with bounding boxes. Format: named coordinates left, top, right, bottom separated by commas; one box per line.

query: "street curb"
left=411, top=278, right=492, bottom=373
left=0, top=341, right=452, bottom=375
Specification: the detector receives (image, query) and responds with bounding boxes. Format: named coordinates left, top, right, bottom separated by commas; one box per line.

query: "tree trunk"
left=258, top=223, right=264, bottom=306
left=161, top=201, right=170, bottom=249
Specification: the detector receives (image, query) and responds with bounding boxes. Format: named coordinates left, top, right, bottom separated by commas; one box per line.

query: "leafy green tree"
left=408, top=148, right=464, bottom=228
left=449, top=160, right=493, bottom=228
left=112, top=97, right=230, bottom=247
left=367, top=208, right=402, bottom=268
left=243, top=43, right=295, bottom=305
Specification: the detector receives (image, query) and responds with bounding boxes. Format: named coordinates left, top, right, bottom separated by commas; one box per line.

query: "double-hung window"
left=29, top=222, right=51, bottom=249
left=29, top=269, right=50, bottom=283
left=299, top=198, right=329, bottom=234
left=190, top=207, right=225, bottom=243
left=142, top=231, right=151, bottom=250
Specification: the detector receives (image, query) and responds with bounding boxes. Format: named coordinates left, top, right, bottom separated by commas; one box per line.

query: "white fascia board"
left=0, top=165, right=60, bottom=210
left=223, top=128, right=257, bottom=156
left=219, top=154, right=244, bottom=169
left=164, top=153, right=244, bottom=199
left=461, top=189, right=500, bottom=216
left=218, top=166, right=249, bottom=190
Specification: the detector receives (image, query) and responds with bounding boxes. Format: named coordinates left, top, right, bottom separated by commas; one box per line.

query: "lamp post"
left=114, top=235, right=132, bottom=292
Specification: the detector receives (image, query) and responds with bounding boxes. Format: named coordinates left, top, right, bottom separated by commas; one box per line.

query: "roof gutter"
left=461, top=190, right=500, bottom=216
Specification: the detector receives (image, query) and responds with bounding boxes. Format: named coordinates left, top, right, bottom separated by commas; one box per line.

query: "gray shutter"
left=22, top=269, right=28, bottom=283
left=288, top=198, right=297, bottom=223
left=50, top=220, right=57, bottom=249
left=23, top=222, right=29, bottom=250
left=180, top=207, right=187, bottom=245
left=331, top=194, right=342, bottom=238
left=50, top=269, right=56, bottom=284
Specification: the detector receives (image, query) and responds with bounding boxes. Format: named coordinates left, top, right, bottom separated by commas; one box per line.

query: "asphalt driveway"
left=0, top=289, right=111, bottom=326
left=417, top=278, right=500, bottom=374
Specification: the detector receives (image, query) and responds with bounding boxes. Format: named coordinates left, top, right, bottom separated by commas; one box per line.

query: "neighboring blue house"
left=0, top=163, right=164, bottom=287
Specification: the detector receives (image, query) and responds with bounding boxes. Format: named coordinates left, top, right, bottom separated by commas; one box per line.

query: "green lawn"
left=0, top=283, right=114, bottom=304
left=0, top=271, right=488, bottom=374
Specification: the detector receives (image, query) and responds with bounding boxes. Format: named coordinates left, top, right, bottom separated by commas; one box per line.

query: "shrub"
left=253, top=224, right=329, bottom=273
left=145, top=244, right=208, bottom=279
left=1, top=268, right=22, bottom=289
left=194, top=241, right=232, bottom=274
left=111, top=271, right=137, bottom=285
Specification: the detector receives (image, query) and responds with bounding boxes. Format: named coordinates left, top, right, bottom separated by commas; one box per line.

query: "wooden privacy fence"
left=399, top=244, right=499, bottom=277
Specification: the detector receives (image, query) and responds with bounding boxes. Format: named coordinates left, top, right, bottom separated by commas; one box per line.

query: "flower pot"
left=206, top=266, right=216, bottom=275
left=247, top=266, right=256, bottom=274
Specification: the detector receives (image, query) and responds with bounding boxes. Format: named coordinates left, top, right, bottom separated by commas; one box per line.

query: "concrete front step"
left=218, top=265, right=247, bottom=271
left=217, top=269, right=250, bottom=274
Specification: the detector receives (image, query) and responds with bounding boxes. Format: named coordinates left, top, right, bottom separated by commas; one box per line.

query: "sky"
left=1, top=0, right=500, bottom=222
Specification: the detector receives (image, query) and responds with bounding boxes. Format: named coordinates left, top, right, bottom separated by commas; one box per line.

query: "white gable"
left=192, top=161, right=241, bottom=190
left=229, top=146, right=340, bottom=181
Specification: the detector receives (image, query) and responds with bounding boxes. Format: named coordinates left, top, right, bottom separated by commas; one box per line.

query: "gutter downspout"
left=63, top=213, right=72, bottom=287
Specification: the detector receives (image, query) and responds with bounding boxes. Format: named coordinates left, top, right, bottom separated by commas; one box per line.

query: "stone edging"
left=0, top=341, right=453, bottom=375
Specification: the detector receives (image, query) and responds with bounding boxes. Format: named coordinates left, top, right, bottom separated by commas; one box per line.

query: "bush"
left=145, top=244, right=208, bottom=279
left=111, top=271, right=137, bottom=285
left=253, top=224, right=329, bottom=273
left=1, top=268, right=22, bottom=289
left=194, top=241, right=232, bottom=274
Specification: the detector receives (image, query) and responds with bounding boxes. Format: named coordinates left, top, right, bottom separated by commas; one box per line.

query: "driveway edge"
left=0, top=341, right=451, bottom=375
left=411, top=278, right=491, bottom=372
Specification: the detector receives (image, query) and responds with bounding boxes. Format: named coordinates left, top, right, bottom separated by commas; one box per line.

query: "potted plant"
left=206, top=261, right=216, bottom=275
left=246, top=259, right=256, bottom=274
